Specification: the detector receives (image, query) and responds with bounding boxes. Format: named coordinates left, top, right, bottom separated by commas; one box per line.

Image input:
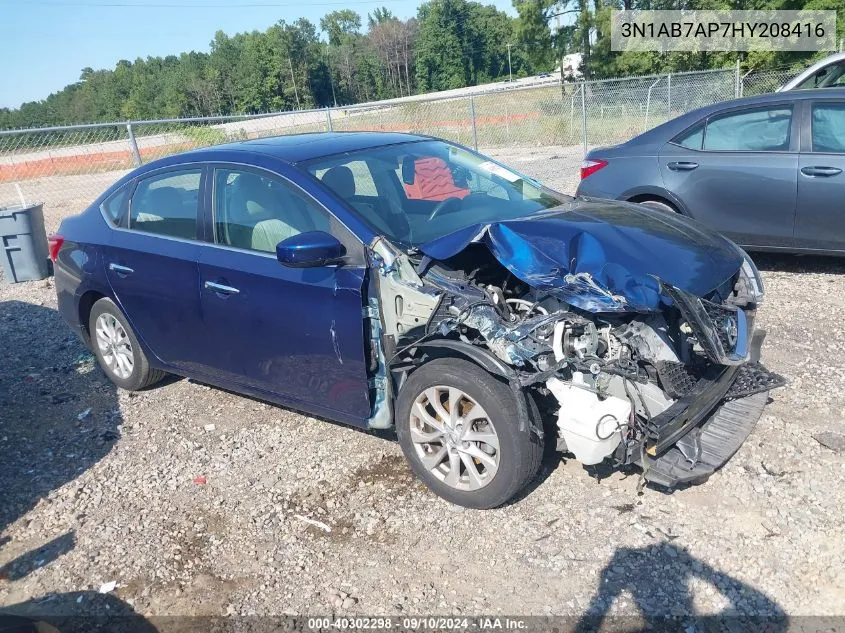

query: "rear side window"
left=702, top=107, right=792, bottom=152
left=101, top=186, right=128, bottom=226
left=811, top=104, right=845, bottom=152
left=129, top=169, right=202, bottom=239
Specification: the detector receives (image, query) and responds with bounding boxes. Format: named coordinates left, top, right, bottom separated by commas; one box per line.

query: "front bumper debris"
left=643, top=391, right=768, bottom=488
left=640, top=360, right=785, bottom=488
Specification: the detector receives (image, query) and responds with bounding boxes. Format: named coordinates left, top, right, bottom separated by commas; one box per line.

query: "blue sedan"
left=52, top=132, right=783, bottom=508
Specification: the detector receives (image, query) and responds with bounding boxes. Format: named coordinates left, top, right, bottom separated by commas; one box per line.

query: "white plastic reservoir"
left=547, top=373, right=632, bottom=465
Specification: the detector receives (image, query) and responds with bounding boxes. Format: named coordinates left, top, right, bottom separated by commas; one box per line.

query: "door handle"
left=800, top=166, right=842, bottom=177
left=204, top=280, right=240, bottom=295
left=667, top=161, right=699, bottom=171
left=108, top=263, right=134, bottom=275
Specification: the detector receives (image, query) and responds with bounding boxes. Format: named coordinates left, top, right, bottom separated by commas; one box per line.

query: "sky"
left=0, top=0, right=517, bottom=109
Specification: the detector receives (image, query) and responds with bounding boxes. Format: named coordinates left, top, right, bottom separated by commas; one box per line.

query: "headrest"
left=229, top=172, right=279, bottom=217
left=321, top=166, right=356, bottom=200
left=140, top=186, right=183, bottom=214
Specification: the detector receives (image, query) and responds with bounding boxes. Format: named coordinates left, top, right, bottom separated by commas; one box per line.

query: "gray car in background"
left=575, top=89, right=845, bottom=254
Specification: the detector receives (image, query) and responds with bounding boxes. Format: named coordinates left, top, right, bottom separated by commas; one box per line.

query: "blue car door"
left=195, top=165, right=371, bottom=424
left=104, top=167, right=205, bottom=372
left=795, top=99, right=845, bottom=251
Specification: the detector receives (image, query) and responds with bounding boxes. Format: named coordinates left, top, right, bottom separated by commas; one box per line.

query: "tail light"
left=48, top=234, right=64, bottom=262
left=580, top=159, right=608, bottom=180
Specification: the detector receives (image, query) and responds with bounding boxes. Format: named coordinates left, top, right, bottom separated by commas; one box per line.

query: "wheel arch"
left=391, top=339, right=542, bottom=439
left=78, top=289, right=108, bottom=346
left=620, top=186, right=690, bottom=215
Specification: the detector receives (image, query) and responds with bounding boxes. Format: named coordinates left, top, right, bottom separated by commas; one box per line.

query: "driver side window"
left=213, top=168, right=330, bottom=254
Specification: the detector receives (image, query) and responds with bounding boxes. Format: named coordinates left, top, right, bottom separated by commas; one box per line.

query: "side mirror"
left=276, top=231, right=346, bottom=268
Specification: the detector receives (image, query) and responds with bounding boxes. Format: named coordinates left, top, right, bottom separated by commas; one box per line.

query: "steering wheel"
left=428, top=196, right=463, bottom=222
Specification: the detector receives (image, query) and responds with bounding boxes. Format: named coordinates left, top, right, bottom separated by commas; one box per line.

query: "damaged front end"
left=369, top=214, right=785, bottom=489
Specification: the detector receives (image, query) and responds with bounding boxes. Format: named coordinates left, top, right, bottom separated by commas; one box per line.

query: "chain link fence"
left=0, top=65, right=797, bottom=233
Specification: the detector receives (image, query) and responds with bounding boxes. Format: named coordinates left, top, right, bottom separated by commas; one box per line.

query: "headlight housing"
left=733, top=245, right=765, bottom=306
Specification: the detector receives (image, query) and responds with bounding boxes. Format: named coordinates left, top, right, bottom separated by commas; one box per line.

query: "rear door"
left=195, top=165, right=371, bottom=423
left=659, top=103, right=799, bottom=248
left=105, top=167, right=204, bottom=372
left=795, top=100, right=845, bottom=251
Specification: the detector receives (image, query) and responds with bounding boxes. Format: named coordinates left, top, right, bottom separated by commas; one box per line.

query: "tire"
left=395, top=358, right=543, bottom=509
left=88, top=297, right=166, bottom=391
left=638, top=199, right=677, bottom=214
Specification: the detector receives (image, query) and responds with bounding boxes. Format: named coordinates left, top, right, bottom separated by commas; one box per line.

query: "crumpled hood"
left=418, top=199, right=744, bottom=312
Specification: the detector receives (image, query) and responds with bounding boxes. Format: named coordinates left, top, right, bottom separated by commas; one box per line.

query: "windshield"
left=303, top=139, right=569, bottom=245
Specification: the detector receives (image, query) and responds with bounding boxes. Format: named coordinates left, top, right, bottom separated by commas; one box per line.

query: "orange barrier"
left=0, top=143, right=195, bottom=183
left=0, top=112, right=541, bottom=183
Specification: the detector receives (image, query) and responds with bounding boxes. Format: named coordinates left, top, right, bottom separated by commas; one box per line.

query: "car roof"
left=628, top=88, right=845, bottom=146
left=189, top=131, right=430, bottom=164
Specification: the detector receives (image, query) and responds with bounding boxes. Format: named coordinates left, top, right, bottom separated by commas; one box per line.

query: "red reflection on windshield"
left=403, top=157, right=470, bottom=201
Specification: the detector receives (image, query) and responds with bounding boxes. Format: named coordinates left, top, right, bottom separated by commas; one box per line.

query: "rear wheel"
left=89, top=297, right=166, bottom=391
left=395, top=358, right=543, bottom=509
left=638, top=199, right=677, bottom=214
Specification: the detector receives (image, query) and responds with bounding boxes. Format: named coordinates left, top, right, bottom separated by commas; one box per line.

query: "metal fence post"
left=580, top=83, right=587, bottom=154
left=667, top=74, right=672, bottom=115
left=734, top=58, right=741, bottom=98
left=644, top=77, right=661, bottom=132
left=325, top=107, right=334, bottom=132
left=469, top=95, right=478, bottom=151
left=126, top=123, right=142, bottom=166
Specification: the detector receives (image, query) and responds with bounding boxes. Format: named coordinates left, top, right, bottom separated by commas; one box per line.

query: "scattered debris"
left=98, top=580, right=117, bottom=594
left=295, top=514, right=332, bottom=533
left=812, top=431, right=845, bottom=453
left=76, top=408, right=92, bottom=421
left=51, top=392, right=75, bottom=405
left=203, top=424, right=216, bottom=432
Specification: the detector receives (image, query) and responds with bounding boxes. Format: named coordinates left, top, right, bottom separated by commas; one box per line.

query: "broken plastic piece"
left=98, top=581, right=117, bottom=594
left=294, top=514, right=332, bottom=533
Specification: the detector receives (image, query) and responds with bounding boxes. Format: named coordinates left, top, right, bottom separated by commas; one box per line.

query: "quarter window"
left=811, top=104, right=845, bottom=153
left=129, top=170, right=202, bottom=239
left=673, top=124, right=704, bottom=150
left=702, top=107, right=792, bottom=152
left=101, top=186, right=129, bottom=226
left=213, top=169, right=332, bottom=254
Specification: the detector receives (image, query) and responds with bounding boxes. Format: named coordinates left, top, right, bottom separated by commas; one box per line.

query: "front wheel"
left=395, top=358, right=543, bottom=509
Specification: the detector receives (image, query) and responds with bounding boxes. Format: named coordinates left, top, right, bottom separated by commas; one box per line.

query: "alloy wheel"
left=95, top=313, right=134, bottom=380
left=409, top=385, right=500, bottom=491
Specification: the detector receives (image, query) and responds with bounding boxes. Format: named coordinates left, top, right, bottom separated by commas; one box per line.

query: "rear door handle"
left=204, top=280, right=240, bottom=295
left=801, top=166, right=842, bottom=177
left=108, top=263, right=134, bottom=275
left=667, top=161, right=699, bottom=171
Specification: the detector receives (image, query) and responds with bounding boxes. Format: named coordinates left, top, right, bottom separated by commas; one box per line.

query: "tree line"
left=1, top=0, right=842, bottom=129
left=0, top=0, right=530, bottom=129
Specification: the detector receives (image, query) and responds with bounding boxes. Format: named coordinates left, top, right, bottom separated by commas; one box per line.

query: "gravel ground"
left=1, top=151, right=844, bottom=627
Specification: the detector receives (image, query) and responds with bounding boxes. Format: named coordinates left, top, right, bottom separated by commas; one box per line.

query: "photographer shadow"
left=574, top=542, right=787, bottom=633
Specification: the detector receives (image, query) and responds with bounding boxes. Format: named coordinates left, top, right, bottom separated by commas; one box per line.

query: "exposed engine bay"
left=368, top=234, right=785, bottom=485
